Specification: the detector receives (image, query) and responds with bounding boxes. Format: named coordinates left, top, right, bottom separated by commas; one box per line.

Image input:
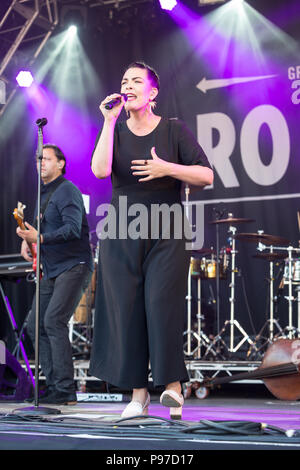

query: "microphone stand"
left=14, top=118, right=60, bottom=416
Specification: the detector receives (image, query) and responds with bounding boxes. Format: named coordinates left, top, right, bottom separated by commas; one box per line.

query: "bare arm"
left=166, top=161, right=213, bottom=186
left=91, top=94, right=125, bottom=179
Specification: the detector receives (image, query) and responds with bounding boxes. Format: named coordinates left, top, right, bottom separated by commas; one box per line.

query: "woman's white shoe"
left=121, top=393, right=150, bottom=419
left=160, top=389, right=184, bottom=420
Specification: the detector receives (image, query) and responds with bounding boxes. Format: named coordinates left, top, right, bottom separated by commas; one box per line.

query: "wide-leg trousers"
left=89, top=234, right=190, bottom=389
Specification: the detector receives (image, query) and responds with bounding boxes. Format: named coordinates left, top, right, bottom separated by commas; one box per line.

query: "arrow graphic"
left=197, top=74, right=277, bottom=93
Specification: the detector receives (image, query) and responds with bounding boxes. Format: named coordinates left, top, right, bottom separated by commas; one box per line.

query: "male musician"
left=17, top=144, right=93, bottom=405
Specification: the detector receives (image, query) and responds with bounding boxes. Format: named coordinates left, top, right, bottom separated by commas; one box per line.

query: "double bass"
left=201, top=338, right=300, bottom=400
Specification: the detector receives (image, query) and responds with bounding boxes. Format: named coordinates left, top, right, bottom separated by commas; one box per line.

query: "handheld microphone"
left=36, top=117, right=48, bottom=127
left=104, top=93, right=128, bottom=110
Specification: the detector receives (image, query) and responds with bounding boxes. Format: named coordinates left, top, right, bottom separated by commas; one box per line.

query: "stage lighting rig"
left=0, top=0, right=59, bottom=117
left=60, top=5, right=87, bottom=30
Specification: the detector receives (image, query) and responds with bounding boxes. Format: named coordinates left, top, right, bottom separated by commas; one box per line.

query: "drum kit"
left=68, top=216, right=300, bottom=363
left=184, top=212, right=300, bottom=360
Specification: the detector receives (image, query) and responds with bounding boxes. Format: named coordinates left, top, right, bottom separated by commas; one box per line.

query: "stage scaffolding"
left=0, top=0, right=156, bottom=116
left=0, top=0, right=59, bottom=116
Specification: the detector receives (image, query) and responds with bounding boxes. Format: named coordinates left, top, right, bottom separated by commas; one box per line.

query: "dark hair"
left=124, top=61, right=160, bottom=91
left=43, top=144, right=66, bottom=174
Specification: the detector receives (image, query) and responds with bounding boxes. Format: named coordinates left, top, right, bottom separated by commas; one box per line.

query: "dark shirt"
left=39, top=175, right=93, bottom=279
left=112, top=118, right=211, bottom=190
left=93, top=117, right=211, bottom=197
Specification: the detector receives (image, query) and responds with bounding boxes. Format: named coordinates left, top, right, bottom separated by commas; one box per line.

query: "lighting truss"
left=0, top=0, right=59, bottom=116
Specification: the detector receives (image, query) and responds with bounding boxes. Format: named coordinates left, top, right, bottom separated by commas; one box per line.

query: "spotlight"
left=230, top=0, right=245, bottom=10
left=16, top=71, right=34, bottom=88
left=61, top=5, right=87, bottom=30
left=67, top=25, right=77, bottom=37
left=158, top=0, right=177, bottom=11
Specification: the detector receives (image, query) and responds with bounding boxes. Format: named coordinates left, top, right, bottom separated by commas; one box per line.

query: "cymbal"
left=253, top=252, right=287, bottom=262
left=209, top=217, right=254, bottom=225
left=234, top=233, right=290, bottom=246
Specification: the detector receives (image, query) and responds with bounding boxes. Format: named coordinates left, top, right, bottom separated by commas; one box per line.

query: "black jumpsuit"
left=89, top=118, right=211, bottom=389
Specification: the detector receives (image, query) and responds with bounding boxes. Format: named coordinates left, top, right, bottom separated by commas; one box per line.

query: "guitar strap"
left=33, top=177, right=66, bottom=228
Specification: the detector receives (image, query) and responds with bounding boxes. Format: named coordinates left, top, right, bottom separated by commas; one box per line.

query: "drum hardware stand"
left=209, top=224, right=255, bottom=354
left=184, top=257, right=217, bottom=358
left=196, top=276, right=202, bottom=358
left=283, top=246, right=299, bottom=339
left=268, top=245, right=277, bottom=340
left=183, top=185, right=216, bottom=358
left=212, top=207, right=225, bottom=352
left=183, top=185, right=202, bottom=357
left=295, top=286, right=300, bottom=337
left=201, top=206, right=227, bottom=359
left=184, top=263, right=193, bottom=357
left=252, top=245, right=284, bottom=349
left=184, top=184, right=192, bottom=357
left=183, top=269, right=218, bottom=359
left=195, top=277, right=217, bottom=358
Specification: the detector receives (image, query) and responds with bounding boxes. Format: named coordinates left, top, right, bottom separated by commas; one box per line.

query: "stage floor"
left=0, top=384, right=300, bottom=452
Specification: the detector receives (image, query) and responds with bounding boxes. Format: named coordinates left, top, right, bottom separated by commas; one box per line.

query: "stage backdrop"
left=0, top=0, right=299, bottom=355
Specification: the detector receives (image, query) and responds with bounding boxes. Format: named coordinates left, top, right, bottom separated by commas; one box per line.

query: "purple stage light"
left=159, top=0, right=177, bottom=11
left=16, top=71, right=34, bottom=88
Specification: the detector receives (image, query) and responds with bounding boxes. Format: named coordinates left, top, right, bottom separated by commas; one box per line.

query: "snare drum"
left=283, top=259, right=300, bottom=284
